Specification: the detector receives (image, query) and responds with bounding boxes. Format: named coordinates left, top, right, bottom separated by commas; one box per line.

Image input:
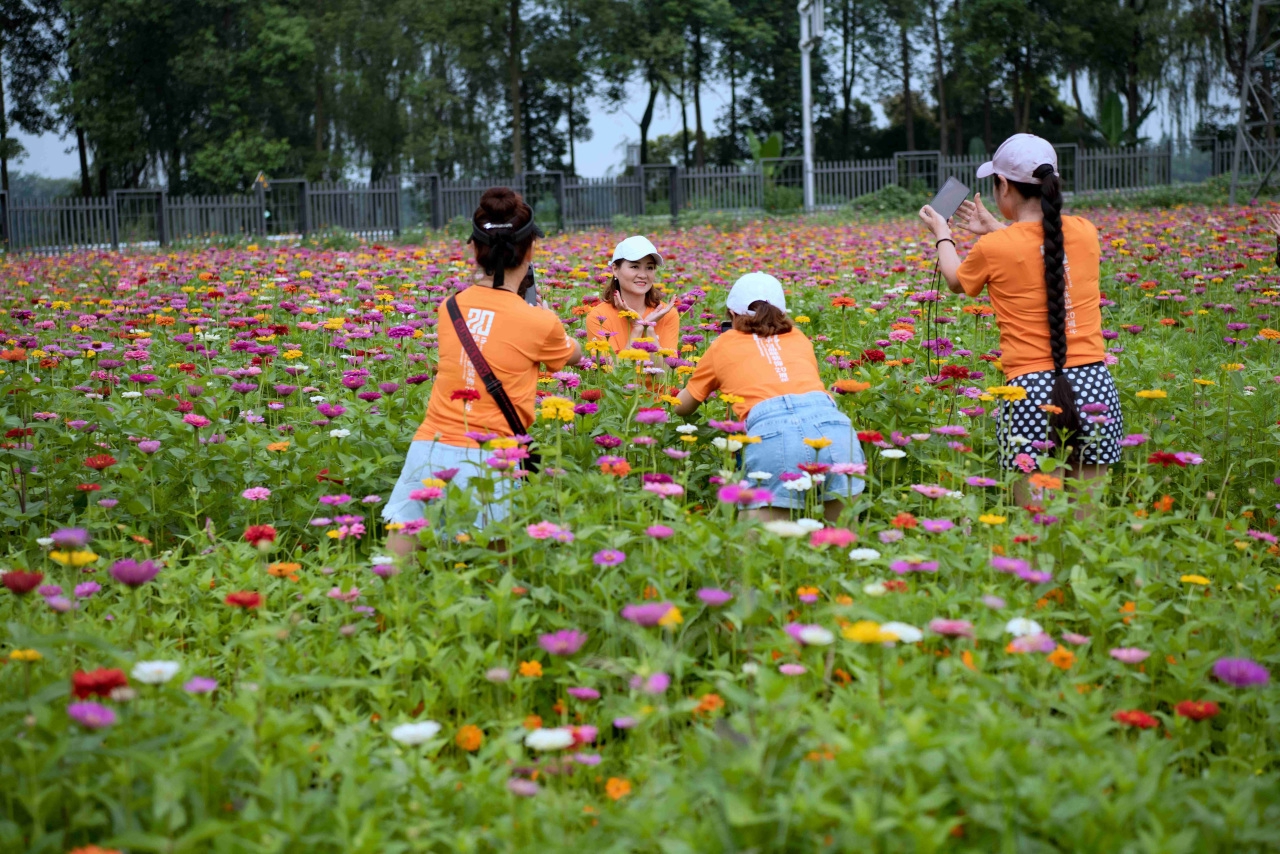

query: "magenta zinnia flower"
left=1212, top=657, right=1270, bottom=687
left=567, top=687, right=600, bottom=701
left=630, top=672, right=670, bottom=694
left=697, top=588, right=733, bottom=606
left=538, top=629, right=588, bottom=656
left=634, top=408, right=668, bottom=425
left=621, top=602, right=673, bottom=626
left=717, top=482, right=772, bottom=506
left=592, top=549, right=626, bottom=567
left=109, top=558, right=160, bottom=587
left=50, top=527, right=90, bottom=549
left=67, top=701, right=117, bottom=729
left=920, top=518, right=955, bottom=534
left=890, top=559, right=939, bottom=574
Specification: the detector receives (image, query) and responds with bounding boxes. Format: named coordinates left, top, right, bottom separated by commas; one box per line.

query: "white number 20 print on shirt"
left=466, top=308, right=496, bottom=338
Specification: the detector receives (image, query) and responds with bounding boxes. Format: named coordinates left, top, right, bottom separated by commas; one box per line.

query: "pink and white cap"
left=976, top=133, right=1058, bottom=184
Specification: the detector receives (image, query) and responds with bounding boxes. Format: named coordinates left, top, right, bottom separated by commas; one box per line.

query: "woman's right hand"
left=955, top=193, right=1001, bottom=235
left=1267, top=211, right=1280, bottom=238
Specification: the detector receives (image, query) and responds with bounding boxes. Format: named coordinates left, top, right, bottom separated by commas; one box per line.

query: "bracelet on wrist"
left=935, top=237, right=955, bottom=248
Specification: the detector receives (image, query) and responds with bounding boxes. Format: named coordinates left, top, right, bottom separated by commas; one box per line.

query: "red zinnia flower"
left=1147, top=452, right=1186, bottom=468
left=1174, top=700, right=1220, bottom=721
left=580, top=389, right=602, bottom=402
left=243, top=524, right=277, bottom=549
left=856, top=431, right=883, bottom=443
left=889, top=512, right=917, bottom=529
left=861, top=349, right=886, bottom=363
left=314, top=468, right=345, bottom=485
left=84, top=454, right=117, bottom=471
left=72, top=667, right=129, bottom=699
left=3, top=569, right=45, bottom=595
left=224, top=591, right=263, bottom=609
left=450, top=388, right=481, bottom=402
left=76, top=483, right=102, bottom=492
left=940, top=364, right=971, bottom=380
left=1112, top=709, right=1159, bottom=729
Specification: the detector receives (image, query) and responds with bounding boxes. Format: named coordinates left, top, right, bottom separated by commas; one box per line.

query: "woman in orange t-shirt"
left=675, top=273, right=864, bottom=523
left=919, top=133, right=1123, bottom=502
left=384, top=187, right=583, bottom=552
left=584, top=235, right=680, bottom=357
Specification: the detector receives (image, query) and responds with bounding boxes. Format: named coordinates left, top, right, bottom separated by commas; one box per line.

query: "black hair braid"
left=1034, top=162, right=1083, bottom=461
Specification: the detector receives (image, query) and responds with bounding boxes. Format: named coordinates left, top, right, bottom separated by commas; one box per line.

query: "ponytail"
left=1012, top=163, right=1082, bottom=461
left=731, top=301, right=793, bottom=336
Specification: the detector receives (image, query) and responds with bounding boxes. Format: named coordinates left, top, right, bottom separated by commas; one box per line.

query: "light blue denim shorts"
left=383, top=440, right=514, bottom=527
left=742, top=392, right=865, bottom=510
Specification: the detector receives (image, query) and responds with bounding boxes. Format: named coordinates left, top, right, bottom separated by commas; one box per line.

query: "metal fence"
left=0, top=138, right=1268, bottom=254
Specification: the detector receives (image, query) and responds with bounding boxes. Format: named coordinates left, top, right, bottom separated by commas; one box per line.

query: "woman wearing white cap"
left=585, top=235, right=680, bottom=355
left=918, top=133, right=1123, bottom=505
left=674, top=273, right=864, bottom=522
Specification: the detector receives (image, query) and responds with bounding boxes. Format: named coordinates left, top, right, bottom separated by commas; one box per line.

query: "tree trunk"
left=680, top=75, right=690, bottom=168
left=568, top=83, right=576, bottom=176
left=0, top=51, right=9, bottom=196
left=693, top=21, right=706, bottom=167
left=728, top=42, right=737, bottom=163
left=929, top=0, right=946, bottom=156
left=78, top=127, right=92, bottom=198
left=1020, top=48, right=1033, bottom=132
left=901, top=21, right=914, bottom=150
left=983, top=87, right=992, bottom=154
left=509, top=0, right=523, bottom=175
left=640, top=71, right=659, bottom=165
left=841, top=0, right=855, bottom=158
left=315, top=69, right=325, bottom=157
left=1126, top=1, right=1141, bottom=136
left=1070, top=68, right=1085, bottom=137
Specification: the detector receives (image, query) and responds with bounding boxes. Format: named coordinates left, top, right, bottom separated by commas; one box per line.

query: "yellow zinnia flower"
left=1135, top=389, right=1167, bottom=399
left=1180, top=574, right=1210, bottom=586
left=841, top=621, right=900, bottom=644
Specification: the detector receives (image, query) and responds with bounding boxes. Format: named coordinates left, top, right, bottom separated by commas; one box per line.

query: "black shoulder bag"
left=444, top=295, right=540, bottom=474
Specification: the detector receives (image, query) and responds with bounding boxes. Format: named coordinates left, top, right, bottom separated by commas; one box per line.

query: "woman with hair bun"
left=384, top=187, right=583, bottom=552
left=919, top=133, right=1123, bottom=507
left=674, top=272, right=864, bottom=523
left=585, top=235, right=680, bottom=355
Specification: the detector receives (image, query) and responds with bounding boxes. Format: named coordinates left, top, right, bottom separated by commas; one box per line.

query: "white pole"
left=799, top=1, right=816, bottom=212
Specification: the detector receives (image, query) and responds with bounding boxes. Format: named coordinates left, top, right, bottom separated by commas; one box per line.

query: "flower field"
left=2, top=207, right=1280, bottom=852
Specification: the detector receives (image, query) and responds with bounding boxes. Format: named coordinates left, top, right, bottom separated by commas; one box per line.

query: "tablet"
left=929, top=176, right=970, bottom=221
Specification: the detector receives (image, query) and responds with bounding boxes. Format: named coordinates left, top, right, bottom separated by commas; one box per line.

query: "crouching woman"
left=673, top=272, right=864, bottom=522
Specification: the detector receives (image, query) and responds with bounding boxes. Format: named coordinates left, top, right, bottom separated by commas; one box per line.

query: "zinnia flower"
left=131, top=660, right=180, bottom=684
left=1113, top=709, right=1159, bottom=729
left=72, top=668, right=129, bottom=699
left=538, top=629, right=587, bottom=656
left=621, top=602, right=673, bottom=626
left=1109, top=647, right=1151, bottom=664
left=1212, top=657, right=1270, bottom=687
left=1174, top=700, right=1220, bottom=721
left=390, top=720, right=442, bottom=745
left=68, top=701, right=117, bottom=730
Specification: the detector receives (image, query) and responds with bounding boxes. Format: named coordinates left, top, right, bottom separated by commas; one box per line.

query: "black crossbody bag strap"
left=445, top=296, right=540, bottom=472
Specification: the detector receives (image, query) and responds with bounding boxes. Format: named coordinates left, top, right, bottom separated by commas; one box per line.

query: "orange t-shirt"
left=584, top=301, right=681, bottom=354
left=684, top=328, right=827, bottom=420
left=414, top=286, right=576, bottom=446
left=956, top=215, right=1106, bottom=379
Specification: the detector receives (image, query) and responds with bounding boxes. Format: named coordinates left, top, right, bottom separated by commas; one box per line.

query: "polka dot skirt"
left=995, top=361, right=1124, bottom=470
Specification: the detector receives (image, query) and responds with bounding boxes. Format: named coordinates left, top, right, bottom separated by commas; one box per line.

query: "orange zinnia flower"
left=1048, top=646, right=1075, bottom=670
left=606, top=777, right=632, bottom=800
left=455, top=724, right=484, bottom=751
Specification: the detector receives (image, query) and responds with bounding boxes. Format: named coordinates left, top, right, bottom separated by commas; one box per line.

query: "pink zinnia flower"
left=1009, top=633, right=1056, bottom=653
left=68, top=701, right=116, bottom=729
left=538, top=629, right=588, bottom=656
left=241, top=487, right=271, bottom=501
left=697, top=588, right=733, bottom=606
left=567, top=687, right=600, bottom=701
left=928, top=619, right=974, bottom=638
left=182, top=414, right=211, bottom=428
left=778, top=663, right=807, bottom=675
left=1062, top=632, right=1090, bottom=645
left=911, top=484, right=950, bottom=498
left=920, top=518, right=955, bottom=533
left=643, top=482, right=685, bottom=498
left=1109, top=647, right=1150, bottom=664
left=621, top=602, right=672, bottom=626
left=645, top=525, right=675, bottom=539
left=809, top=528, right=855, bottom=548
left=717, top=482, right=772, bottom=506
left=630, top=672, right=670, bottom=694
left=634, top=408, right=669, bottom=425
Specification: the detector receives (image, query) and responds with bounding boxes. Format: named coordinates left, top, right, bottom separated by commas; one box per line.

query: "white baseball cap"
left=976, top=133, right=1059, bottom=184
left=726, top=272, right=787, bottom=316
left=611, top=235, right=663, bottom=265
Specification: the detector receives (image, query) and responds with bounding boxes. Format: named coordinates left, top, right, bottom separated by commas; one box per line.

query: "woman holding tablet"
left=918, top=133, right=1123, bottom=505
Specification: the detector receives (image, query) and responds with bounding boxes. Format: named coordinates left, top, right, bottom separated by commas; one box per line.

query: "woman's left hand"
left=918, top=205, right=951, bottom=241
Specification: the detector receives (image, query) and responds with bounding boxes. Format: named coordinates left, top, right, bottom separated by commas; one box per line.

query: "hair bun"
left=477, top=187, right=521, bottom=224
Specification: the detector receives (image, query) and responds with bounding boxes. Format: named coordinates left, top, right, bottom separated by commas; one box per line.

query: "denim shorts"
left=383, top=440, right=514, bottom=527
left=742, top=391, right=865, bottom=509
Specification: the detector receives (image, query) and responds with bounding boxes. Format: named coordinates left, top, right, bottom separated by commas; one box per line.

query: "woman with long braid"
left=918, top=134, right=1123, bottom=507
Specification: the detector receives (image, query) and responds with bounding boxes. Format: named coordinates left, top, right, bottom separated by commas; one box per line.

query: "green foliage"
left=840, top=182, right=928, bottom=216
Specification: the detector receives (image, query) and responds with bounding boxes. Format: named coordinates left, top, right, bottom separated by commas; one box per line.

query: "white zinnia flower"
left=880, top=449, right=906, bottom=459
left=762, top=520, right=808, bottom=537
left=524, top=728, right=574, bottom=751
left=131, top=660, right=181, bottom=684
left=795, top=518, right=824, bottom=532
left=746, top=471, right=773, bottom=481
left=880, top=622, right=923, bottom=643
left=781, top=473, right=814, bottom=492
left=36, top=537, right=54, bottom=547
left=863, top=581, right=888, bottom=597
left=370, top=555, right=396, bottom=566
left=711, top=437, right=743, bottom=452
left=390, top=720, right=442, bottom=745
left=848, top=548, right=881, bottom=561
left=329, top=429, right=351, bottom=439
left=798, top=626, right=835, bottom=646
left=741, top=662, right=760, bottom=676
left=675, top=424, right=699, bottom=434
left=1004, top=617, right=1043, bottom=637
left=310, top=395, right=327, bottom=403
left=120, top=391, right=142, bottom=399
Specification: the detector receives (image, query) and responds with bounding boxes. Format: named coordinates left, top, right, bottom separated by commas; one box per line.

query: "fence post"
left=392, top=177, right=403, bottom=237
left=428, top=174, right=443, bottom=231
left=255, top=182, right=268, bottom=237
left=108, top=191, right=120, bottom=250
left=298, top=180, right=310, bottom=237
left=156, top=191, right=168, bottom=247
left=670, top=166, right=681, bottom=225
left=0, top=190, right=8, bottom=252
left=553, top=172, right=566, bottom=232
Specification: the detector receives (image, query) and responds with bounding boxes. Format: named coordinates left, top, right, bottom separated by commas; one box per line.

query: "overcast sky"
left=8, top=72, right=1224, bottom=183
